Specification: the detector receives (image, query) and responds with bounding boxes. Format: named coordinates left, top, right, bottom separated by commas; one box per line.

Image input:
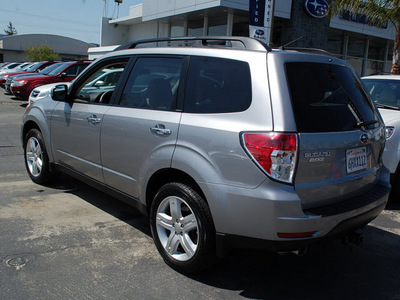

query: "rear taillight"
left=242, top=133, right=297, bottom=183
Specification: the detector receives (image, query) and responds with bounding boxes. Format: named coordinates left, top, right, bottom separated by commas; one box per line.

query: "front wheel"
left=150, top=182, right=216, bottom=273
left=24, top=128, right=52, bottom=184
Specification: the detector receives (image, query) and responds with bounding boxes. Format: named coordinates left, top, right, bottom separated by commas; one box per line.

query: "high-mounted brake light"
left=242, top=133, right=297, bottom=183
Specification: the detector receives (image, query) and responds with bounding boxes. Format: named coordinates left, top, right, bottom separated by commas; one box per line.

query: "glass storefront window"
left=188, top=19, right=203, bottom=36
left=347, top=36, right=365, bottom=58
left=208, top=14, right=227, bottom=36
left=232, top=13, right=249, bottom=37
left=171, top=21, right=185, bottom=37
left=346, top=56, right=363, bottom=75
left=326, top=29, right=343, bottom=58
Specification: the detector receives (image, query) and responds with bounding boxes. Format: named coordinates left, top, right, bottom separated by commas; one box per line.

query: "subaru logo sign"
left=255, top=29, right=265, bottom=36
left=304, top=0, right=329, bottom=18
left=360, top=133, right=369, bottom=144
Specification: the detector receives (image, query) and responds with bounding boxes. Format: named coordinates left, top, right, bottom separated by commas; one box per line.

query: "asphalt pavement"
left=0, top=92, right=399, bottom=300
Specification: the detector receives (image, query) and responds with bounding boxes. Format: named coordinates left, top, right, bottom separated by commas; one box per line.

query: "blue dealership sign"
left=304, top=0, right=329, bottom=18
left=249, top=0, right=274, bottom=43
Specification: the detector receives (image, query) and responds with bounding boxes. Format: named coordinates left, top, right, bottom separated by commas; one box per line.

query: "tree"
left=329, top=0, right=400, bottom=73
left=4, top=22, right=17, bottom=35
left=25, top=45, right=59, bottom=61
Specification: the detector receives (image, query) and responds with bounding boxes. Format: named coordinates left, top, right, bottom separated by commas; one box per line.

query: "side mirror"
left=60, top=72, right=67, bottom=78
left=94, top=80, right=105, bottom=87
left=52, top=84, right=69, bottom=101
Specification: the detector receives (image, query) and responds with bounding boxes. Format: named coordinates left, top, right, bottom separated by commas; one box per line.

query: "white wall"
left=142, top=0, right=293, bottom=21
left=101, top=17, right=130, bottom=46
left=330, top=15, right=396, bottom=40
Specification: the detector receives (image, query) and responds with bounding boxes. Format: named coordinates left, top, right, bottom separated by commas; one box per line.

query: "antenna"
left=103, top=0, right=108, bottom=18
left=279, top=36, right=303, bottom=49
left=114, top=0, right=122, bottom=18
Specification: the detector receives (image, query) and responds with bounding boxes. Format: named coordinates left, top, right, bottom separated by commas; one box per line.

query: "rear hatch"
left=285, top=60, right=386, bottom=209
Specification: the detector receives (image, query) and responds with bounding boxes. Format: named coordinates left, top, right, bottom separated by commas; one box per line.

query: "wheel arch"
left=22, top=110, right=54, bottom=162
left=145, top=168, right=206, bottom=214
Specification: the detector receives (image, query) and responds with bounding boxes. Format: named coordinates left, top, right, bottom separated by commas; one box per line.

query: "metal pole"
left=362, top=37, right=370, bottom=76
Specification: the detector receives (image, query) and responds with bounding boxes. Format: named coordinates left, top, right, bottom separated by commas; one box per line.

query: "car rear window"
left=286, top=62, right=378, bottom=132
left=362, top=79, right=400, bottom=108
left=184, top=57, right=251, bottom=113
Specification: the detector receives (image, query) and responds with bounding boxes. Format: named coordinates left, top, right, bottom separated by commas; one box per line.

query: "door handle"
left=150, top=124, right=171, bottom=136
left=87, top=115, right=101, bottom=125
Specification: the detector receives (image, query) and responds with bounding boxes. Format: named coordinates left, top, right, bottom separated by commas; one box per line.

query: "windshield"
left=362, top=79, right=400, bottom=109
left=47, top=63, right=69, bottom=76
left=40, top=63, right=63, bottom=75
left=286, top=62, right=380, bottom=132
left=25, top=62, right=41, bottom=72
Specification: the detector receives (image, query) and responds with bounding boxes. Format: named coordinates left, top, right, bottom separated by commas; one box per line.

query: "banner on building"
left=249, top=0, right=274, bottom=44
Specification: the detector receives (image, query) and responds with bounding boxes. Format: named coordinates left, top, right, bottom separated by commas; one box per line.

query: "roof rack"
left=114, top=36, right=272, bottom=52
left=278, top=47, right=333, bottom=56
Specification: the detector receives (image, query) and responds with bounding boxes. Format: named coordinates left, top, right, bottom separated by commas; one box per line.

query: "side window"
left=119, top=57, right=183, bottom=111
left=75, top=62, right=127, bottom=104
left=64, top=65, right=80, bottom=77
left=184, top=57, right=252, bottom=113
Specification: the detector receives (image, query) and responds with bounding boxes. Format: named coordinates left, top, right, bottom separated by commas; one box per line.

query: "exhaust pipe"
left=343, top=230, right=364, bottom=246
left=278, top=247, right=308, bottom=257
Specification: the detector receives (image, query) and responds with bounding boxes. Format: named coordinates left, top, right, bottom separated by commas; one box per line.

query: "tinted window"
left=184, top=57, right=251, bottom=113
left=64, top=64, right=88, bottom=77
left=76, top=62, right=127, bottom=104
left=362, top=79, right=400, bottom=108
left=286, top=62, right=378, bottom=132
left=40, top=63, right=63, bottom=74
left=119, top=57, right=183, bottom=111
left=48, top=63, right=69, bottom=76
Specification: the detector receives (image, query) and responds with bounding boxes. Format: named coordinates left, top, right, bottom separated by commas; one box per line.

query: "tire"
left=391, top=169, right=400, bottom=201
left=150, top=182, right=216, bottom=273
left=23, top=129, right=52, bottom=184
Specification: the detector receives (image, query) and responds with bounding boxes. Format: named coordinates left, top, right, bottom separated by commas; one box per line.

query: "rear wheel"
left=24, top=129, right=52, bottom=184
left=150, top=182, right=216, bottom=273
left=391, top=169, right=400, bottom=201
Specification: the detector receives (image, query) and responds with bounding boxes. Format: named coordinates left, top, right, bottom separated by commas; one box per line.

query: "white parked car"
left=28, top=82, right=71, bottom=106
left=362, top=74, right=400, bottom=198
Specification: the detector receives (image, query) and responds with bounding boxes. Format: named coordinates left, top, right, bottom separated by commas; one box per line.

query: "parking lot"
left=0, top=92, right=400, bottom=300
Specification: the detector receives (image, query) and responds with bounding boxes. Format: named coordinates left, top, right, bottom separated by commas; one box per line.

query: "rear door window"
left=119, top=57, right=183, bottom=111
left=286, top=62, right=379, bottom=132
left=184, top=57, right=251, bottom=113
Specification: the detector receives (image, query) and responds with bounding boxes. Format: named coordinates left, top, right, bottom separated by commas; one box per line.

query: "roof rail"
left=114, top=36, right=272, bottom=52
left=278, top=46, right=333, bottom=56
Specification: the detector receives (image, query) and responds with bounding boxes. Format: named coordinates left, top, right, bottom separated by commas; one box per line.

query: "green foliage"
left=25, top=45, right=59, bottom=61
left=328, top=0, right=400, bottom=28
left=329, top=0, right=400, bottom=73
left=4, top=22, right=17, bottom=35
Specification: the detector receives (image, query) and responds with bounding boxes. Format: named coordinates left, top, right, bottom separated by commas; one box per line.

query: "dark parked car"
left=11, top=61, right=91, bottom=100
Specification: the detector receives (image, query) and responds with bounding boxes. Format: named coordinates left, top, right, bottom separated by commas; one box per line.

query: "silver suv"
left=22, top=37, right=390, bottom=273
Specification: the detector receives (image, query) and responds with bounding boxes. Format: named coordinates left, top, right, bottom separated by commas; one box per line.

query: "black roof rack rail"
left=278, top=47, right=333, bottom=56
left=114, top=36, right=272, bottom=52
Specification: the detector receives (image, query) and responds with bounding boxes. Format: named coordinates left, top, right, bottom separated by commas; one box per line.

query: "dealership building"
left=0, top=34, right=90, bottom=62
left=92, top=0, right=396, bottom=76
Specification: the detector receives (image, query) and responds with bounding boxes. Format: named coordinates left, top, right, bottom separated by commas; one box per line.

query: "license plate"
left=346, top=147, right=367, bottom=173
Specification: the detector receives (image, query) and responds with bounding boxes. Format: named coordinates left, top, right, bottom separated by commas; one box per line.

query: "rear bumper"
left=214, top=183, right=389, bottom=254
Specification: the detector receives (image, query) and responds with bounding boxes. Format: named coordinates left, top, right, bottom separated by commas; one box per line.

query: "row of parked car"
left=0, top=60, right=91, bottom=101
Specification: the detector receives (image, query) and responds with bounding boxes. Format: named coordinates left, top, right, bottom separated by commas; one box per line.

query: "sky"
left=0, top=0, right=141, bottom=44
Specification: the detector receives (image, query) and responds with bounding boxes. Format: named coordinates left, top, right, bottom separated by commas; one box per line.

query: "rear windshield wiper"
left=376, top=103, right=400, bottom=110
left=356, top=120, right=379, bottom=128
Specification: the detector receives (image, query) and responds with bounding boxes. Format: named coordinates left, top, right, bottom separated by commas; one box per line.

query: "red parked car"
left=11, top=61, right=91, bottom=100
left=0, top=61, right=59, bottom=88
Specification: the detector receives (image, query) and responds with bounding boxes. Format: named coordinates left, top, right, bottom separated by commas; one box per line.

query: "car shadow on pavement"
left=47, top=173, right=151, bottom=236
left=192, top=226, right=400, bottom=299
left=47, top=173, right=400, bottom=300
